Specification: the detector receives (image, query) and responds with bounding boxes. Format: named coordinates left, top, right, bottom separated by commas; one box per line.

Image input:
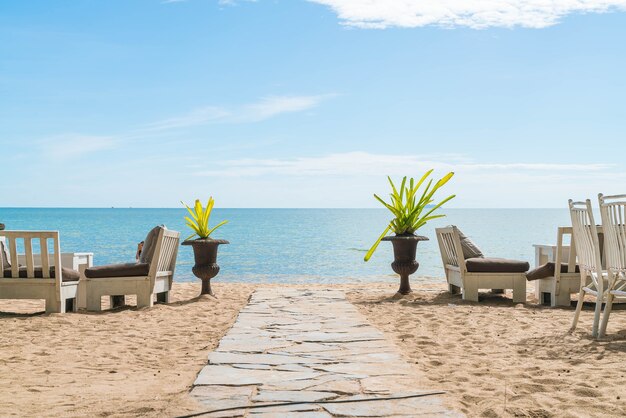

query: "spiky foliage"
left=181, top=197, right=228, bottom=241
left=364, top=170, right=455, bottom=261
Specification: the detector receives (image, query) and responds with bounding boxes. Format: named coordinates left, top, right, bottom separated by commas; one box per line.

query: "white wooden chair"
left=532, top=227, right=582, bottom=307
left=435, top=226, right=527, bottom=303
left=85, top=228, right=180, bottom=311
left=0, top=231, right=79, bottom=313
left=568, top=199, right=607, bottom=337
left=597, top=194, right=626, bottom=337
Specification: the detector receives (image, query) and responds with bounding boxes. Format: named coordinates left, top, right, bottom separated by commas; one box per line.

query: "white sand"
left=1, top=281, right=625, bottom=417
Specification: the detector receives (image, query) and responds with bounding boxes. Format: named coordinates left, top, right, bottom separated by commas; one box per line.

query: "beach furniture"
left=435, top=226, right=528, bottom=302
left=597, top=194, right=626, bottom=337
left=528, top=227, right=582, bottom=307
left=568, top=199, right=607, bottom=337
left=0, top=231, right=80, bottom=313
left=84, top=226, right=180, bottom=311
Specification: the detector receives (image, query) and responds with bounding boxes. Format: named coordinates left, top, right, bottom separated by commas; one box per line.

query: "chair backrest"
left=435, top=226, right=467, bottom=273
left=598, top=193, right=626, bottom=274
left=0, top=231, right=63, bottom=285
left=148, top=228, right=180, bottom=286
left=568, top=199, right=604, bottom=291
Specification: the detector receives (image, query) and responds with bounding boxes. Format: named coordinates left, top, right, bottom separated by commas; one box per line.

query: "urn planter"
left=382, top=234, right=429, bottom=295
left=182, top=238, right=229, bottom=296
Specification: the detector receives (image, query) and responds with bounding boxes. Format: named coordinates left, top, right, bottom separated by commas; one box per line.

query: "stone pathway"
left=191, top=288, right=461, bottom=417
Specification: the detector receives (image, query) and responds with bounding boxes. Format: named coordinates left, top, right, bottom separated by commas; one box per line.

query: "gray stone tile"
left=252, top=390, right=338, bottom=403
left=191, top=288, right=461, bottom=417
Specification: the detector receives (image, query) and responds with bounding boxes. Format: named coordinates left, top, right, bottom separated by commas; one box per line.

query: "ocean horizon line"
left=0, top=206, right=568, bottom=210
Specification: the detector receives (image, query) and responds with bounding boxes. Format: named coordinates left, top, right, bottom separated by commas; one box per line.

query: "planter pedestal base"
left=383, top=235, right=428, bottom=295
left=183, top=238, right=229, bottom=297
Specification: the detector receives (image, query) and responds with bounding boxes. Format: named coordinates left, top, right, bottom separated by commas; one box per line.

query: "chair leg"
left=137, top=291, right=154, bottom=308
left=448, top=284, right=461, bottom=294
left=553, top=290, right=572, bottom=307
left=599, top=293, right=614, bottom=338
left=86, top=292, right=102, bottom=312
left=45, top=297, right=63, bottom=314
left=513, top=279, right=526, bottom=303
left=592, top=296, right=603, bottom=338
left=462, top=282, right=479, bottom=302
left=570, top=288, right=585, bottom=333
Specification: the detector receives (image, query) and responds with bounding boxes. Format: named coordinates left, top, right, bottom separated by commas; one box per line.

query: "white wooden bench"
left=0, top=231, right=79, bottom=313
left=533, top=227, right=582, bottom=307
left=435, top=226, right=527, bottom=303
left=85, top=228, right=180, bottom=311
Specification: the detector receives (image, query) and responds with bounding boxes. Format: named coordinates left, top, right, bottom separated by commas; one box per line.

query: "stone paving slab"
left=191, top=288, right=462, bottom=417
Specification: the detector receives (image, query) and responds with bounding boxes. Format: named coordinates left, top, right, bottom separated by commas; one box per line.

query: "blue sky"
left=1, top=0, right=625, bottom=208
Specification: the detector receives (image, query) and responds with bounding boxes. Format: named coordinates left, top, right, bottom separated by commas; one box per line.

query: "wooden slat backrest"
left=598, top=194, right=626, bottom=274
left=435, top=226, right=467, bottom=273
left=568, top=200, right=604, bottom=292
left=148, top=228, right=180, bottom=288
left=0, top=231, right=62, bottom=286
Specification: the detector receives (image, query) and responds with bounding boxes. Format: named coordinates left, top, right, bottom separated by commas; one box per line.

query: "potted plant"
left=181, top=197, right=229, bottom=296
left=364, top=170, right=455, bottom=294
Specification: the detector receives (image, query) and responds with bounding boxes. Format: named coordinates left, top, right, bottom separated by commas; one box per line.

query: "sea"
left=0, top=208, right=572, bottom=285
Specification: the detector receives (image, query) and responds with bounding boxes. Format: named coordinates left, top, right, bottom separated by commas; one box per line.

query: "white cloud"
left=144, top=94, right=333, bottom=131
left=41, top=135, right=117, bottom=160
left=143, top=106, right=231, bottom=131
left=190, top=151, right=622, bottom=208
left=193, top=151, right=613, bottom=177
left=307, top=0, right=626, bottom=29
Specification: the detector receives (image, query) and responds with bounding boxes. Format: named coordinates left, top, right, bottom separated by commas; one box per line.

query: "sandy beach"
left=347, top=284, right=626, bottom=417
left=1, top=281, right=625, bottom=417
left=0, top=282, right=255, bottom=417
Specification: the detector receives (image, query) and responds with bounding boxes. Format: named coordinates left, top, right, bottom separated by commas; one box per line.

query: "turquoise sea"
left=0, top=208, right=571, bottom=285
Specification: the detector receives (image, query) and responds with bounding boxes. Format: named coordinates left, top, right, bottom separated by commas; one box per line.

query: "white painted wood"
left=435, top=226, right=527, bottom=303
left=597, top=194, right=626, bottom=337
left=533, top=227, right=584, bottom=307
left=84, top=228, right=180, bottom=311
left=0, top=231, right=79, bottom=314
left=568, top=200, right=606, bottom=338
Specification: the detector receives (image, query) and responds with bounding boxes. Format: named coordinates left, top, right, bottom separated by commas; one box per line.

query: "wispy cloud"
left=144, top=94, right=334, bottom=131
left=193, top=151, right=614, bottom=177
left=39, top=94, right=333, bottom=159
left=41, top=135, right=117, bottom=160
left=307, top=0, right=626, bottom=29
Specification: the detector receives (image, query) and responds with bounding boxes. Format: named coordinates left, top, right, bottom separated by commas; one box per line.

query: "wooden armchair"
left=0, top=231, right=80, bottom=313
left=435, top=226, right=528, bottom=303
left=85, top=227, right=180, bottom=311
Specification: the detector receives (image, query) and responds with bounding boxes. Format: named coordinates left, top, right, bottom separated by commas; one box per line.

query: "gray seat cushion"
left=85, top=262, right=150, bottom=279
left=139, top=225, right=165, bottom=265
left=526, top=262, right=580, bottom=281
left=466, top=257, right=530, bottom=273
left=3, top=266, right=80, bottom=282
left=450, top=226, right=484, bottom=259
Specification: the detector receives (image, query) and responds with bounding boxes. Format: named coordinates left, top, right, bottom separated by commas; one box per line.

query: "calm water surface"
left=0, top=208, right=571, bottom=285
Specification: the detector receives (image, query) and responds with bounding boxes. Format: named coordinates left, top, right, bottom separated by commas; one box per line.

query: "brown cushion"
left=451, top=226, right=484, bottom=259
left=466, top=257, right=530, bottom=273
left=526, top=262, right=580, bottom=281
left=3, top=266, right=80, bottom=282
left=139, top=226, right=165, bottom=265
left=85, top=262, right=150, bottom=279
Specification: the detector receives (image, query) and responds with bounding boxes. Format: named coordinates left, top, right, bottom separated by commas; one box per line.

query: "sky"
left=1, top=0, right=626, bottom=208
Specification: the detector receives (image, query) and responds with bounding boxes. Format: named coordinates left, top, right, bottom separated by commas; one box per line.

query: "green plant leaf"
left=364, top=224, right=391, bottom=262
